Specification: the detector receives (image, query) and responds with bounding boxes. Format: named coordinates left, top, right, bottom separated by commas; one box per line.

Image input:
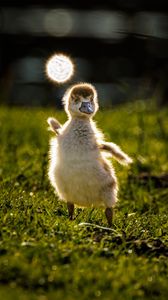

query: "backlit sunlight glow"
left=46, top=54, right=74, bottom=83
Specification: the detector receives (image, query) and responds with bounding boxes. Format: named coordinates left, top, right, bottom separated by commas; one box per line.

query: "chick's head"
left=63, top=83, right=99, bottom=118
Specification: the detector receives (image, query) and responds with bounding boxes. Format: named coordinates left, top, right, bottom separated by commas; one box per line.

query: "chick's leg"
left=67, top=202, right=74, bottom=220
left=105, top=207, right=113, bottom=227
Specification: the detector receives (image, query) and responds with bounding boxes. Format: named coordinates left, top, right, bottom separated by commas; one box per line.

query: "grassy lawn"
left=0, top=101, right=168, bottom=300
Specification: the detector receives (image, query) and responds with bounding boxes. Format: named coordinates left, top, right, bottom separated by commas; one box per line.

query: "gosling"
left=47, top=83, right=132, bottom=226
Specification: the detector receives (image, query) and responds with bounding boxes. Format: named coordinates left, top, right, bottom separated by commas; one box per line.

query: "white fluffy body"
left=48, top=83, right=132, bottom=209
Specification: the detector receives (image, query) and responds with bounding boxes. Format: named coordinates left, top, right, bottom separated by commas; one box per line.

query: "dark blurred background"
left=0, top=0, right=168, bottom=108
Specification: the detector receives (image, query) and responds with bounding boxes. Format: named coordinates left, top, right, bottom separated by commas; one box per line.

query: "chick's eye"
left=74, top=98, right=80, bottom=103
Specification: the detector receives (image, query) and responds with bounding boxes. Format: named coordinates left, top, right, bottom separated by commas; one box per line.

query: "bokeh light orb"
left=46, top=54, right=74, bottom=83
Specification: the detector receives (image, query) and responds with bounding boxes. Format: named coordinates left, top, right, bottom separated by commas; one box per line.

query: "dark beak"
left=79, top=101, right=94, bottom=114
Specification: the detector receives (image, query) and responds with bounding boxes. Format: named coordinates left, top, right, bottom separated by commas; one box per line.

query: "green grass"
left=0, top=101, right=168, bottom=300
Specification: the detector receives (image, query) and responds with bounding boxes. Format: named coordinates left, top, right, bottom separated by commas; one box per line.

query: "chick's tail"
left=100, top=142, right=133, bottom=165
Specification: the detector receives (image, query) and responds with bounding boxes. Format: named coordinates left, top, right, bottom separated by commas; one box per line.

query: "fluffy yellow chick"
left=47, top=83, right=132, bottom=226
